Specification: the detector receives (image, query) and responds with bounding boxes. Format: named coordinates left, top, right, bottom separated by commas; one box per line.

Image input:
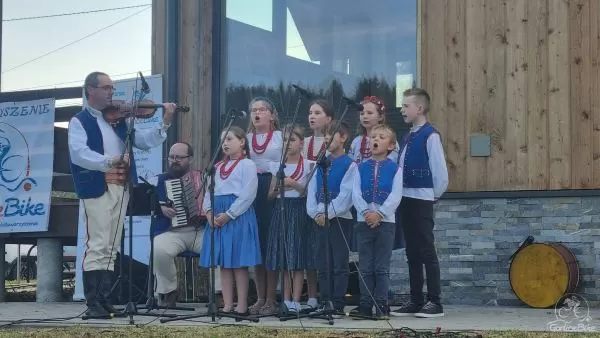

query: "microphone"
left=228, top=108, right=247, bottom=119
left=139, top=71, right=150, bottom=94
left=292, top=84, right=312, bottom=98
left=342, top=96, right=364, bottom=111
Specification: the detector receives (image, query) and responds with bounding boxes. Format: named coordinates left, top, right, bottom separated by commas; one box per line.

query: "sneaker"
left=300, top=302, right=317, bottom=314
left=375, top=304, right=390, bottom=320
left=414, top=301, right=444, bottom=318
left=283, top=301, right=299, bottom=316
left=390, top=301, right=423, bottom=317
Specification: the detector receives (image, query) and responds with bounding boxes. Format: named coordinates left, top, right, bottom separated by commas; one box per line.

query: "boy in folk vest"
left=391, top=88, right=448, bottom=318
left=351, top=124, right=403, bottom=319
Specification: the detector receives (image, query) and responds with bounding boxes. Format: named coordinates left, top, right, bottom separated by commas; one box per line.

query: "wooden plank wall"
left=420, top=0, right=600, bottom=192
left=152, top=0, right=214, bottom=300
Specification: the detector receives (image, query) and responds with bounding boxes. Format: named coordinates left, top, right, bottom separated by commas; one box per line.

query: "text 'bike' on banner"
left=0, top=98, right=56, bottom=233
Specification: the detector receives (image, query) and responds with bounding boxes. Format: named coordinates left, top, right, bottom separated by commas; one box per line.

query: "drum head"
left=509, top=243, right=573, bottom=308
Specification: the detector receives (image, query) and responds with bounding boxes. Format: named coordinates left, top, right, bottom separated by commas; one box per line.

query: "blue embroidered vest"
left=69, top=109, right=138, bottom=199
left=399, top=122, right=437, bottom=188
left=154, top=173, right=171, bottom=237
left=315, top=154, right=353, bottom=203
left=359, top=158, right=398, bottom=204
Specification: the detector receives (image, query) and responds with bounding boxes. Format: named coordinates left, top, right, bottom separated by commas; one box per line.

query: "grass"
left=0, top=327, right=597, bottom=338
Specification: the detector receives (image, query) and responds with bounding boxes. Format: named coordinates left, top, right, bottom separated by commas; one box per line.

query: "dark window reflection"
left=223, top=0, right=417, bottom=139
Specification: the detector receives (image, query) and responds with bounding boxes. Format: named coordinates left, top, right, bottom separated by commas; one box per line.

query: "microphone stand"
left=272, top=96, right=302, bottom=320
left=161, top=109, right=258, bottom=324
left=136, top=177, right=193, bottom=315
left=117, top=83, right=167, bottom=324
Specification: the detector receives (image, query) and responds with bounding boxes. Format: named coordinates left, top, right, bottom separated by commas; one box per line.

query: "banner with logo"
left=0, top=98, right=56, bottom=233
left=73, top=74, right=163, bottom=301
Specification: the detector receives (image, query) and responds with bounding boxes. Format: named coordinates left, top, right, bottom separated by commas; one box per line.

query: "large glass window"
left=223, top=0, right=417, bottom=136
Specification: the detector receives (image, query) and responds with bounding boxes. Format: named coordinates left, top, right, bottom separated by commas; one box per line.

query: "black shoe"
left=390, top=301, right=423, bottom=317
left=82, top=271, right=110, bottom=318
left=349, top=305, right=372, bottom=318
left=234, top=310, right=250, bottom=322
left=414, top=301, right=444, bottom=318
left=85, top=303, right=110, bottom=318
left=98, top=271, right=117, bottom=314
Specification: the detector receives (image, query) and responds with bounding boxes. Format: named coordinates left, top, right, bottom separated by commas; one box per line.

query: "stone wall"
left=388, top=196, right=600, bottom=307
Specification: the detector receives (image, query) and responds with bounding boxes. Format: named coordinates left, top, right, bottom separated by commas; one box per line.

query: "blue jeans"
left=355, top=221, right=395, bottom=308
left=316, top=217, right=352, bottom=310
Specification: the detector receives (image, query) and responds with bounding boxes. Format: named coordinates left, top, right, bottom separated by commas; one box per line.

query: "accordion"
left=165, top=170, right=206, bottom=228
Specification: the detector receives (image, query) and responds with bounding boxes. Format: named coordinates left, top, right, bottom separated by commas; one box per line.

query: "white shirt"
left=398, top=124, right=449, bottom=200
left=348, top=135, right=399, bottom=164
left=68, top=105, right=168, bottom=172
left=306, top=159, right=356, bottom=220
left=352, top=160, right=403, bottom=223
left=202, top=158, right=258, bottom=220
left=268, top=157, right=312, bottom=198
left=302, top=136, right=326, bottom=161
left=247, top=130, right=283, bottom=173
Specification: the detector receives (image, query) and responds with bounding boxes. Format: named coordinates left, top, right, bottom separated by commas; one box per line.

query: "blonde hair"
left=247, top=96, right=280, bottom=132
left=371, top=124, right=397, bottom=146
left=403, top=88, right=431, bottom=114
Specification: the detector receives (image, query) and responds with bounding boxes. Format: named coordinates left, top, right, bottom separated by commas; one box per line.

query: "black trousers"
left=316, top=217, right=352, bottom=310
left=400, top=197, right=441, bottom=304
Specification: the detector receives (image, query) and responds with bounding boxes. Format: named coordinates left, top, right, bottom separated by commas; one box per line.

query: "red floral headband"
left=362, top=96, right=386, bottom=112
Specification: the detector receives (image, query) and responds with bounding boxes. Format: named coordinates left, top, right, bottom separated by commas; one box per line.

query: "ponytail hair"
left=221, top=125, right=251, bottom=160
left=247, top=96, right=280, bottom=133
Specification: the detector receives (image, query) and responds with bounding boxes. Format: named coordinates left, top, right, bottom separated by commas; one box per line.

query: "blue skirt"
left=254, top=173, right=274, bottom=259
left=199, top=194, right=262, bottom=268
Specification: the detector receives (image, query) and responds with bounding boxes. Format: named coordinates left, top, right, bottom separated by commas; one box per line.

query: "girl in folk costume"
left=348, top=96, right=399, bottom=164
left=199, top=126, right=261, bottom=316
left=246, top=96, right=283, bottom=315
left=303, top=99, right=334, bottom=161
left=301, top=99, right=334, bottom=310
left=265, top=124, right=314, bottom=315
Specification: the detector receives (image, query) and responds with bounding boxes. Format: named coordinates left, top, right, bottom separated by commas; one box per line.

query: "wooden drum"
left=509, top=242, right=579, bottom=308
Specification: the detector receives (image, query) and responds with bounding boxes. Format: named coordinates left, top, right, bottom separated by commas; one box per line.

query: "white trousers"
left=82, top=184, right=129, bottom=272
left=153, top=226, right=221, bottom=294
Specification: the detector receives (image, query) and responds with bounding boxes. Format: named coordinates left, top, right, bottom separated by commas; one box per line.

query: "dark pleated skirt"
left=265, top=197, right=313, bottom=271
left=254, top=173, right=274, bottom=260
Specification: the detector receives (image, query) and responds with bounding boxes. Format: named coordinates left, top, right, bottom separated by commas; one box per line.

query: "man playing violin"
left=68, top=71, right=176, bottom=317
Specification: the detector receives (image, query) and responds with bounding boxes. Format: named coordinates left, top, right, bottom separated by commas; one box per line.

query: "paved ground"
left=1, top=302, right=599, bottom=333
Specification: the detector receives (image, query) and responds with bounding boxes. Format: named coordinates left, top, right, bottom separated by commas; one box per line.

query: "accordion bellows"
left=165, top=169, right=206, bottom=228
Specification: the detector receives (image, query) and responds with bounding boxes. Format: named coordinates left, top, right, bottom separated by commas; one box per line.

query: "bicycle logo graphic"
left=0, top=122, right=37, bottom=193
left=547, top=293, right=596, bottom=332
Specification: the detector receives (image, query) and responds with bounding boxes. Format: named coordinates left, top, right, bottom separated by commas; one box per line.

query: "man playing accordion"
left=154, top=142, right=220, bottom=307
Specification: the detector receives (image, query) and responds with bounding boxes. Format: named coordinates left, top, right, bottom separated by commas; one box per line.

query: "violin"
left=102, top=99, right=190, bottom=126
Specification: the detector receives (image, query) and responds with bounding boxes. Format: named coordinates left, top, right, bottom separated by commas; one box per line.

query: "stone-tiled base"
left=389, top=196, right=600, bottom=307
